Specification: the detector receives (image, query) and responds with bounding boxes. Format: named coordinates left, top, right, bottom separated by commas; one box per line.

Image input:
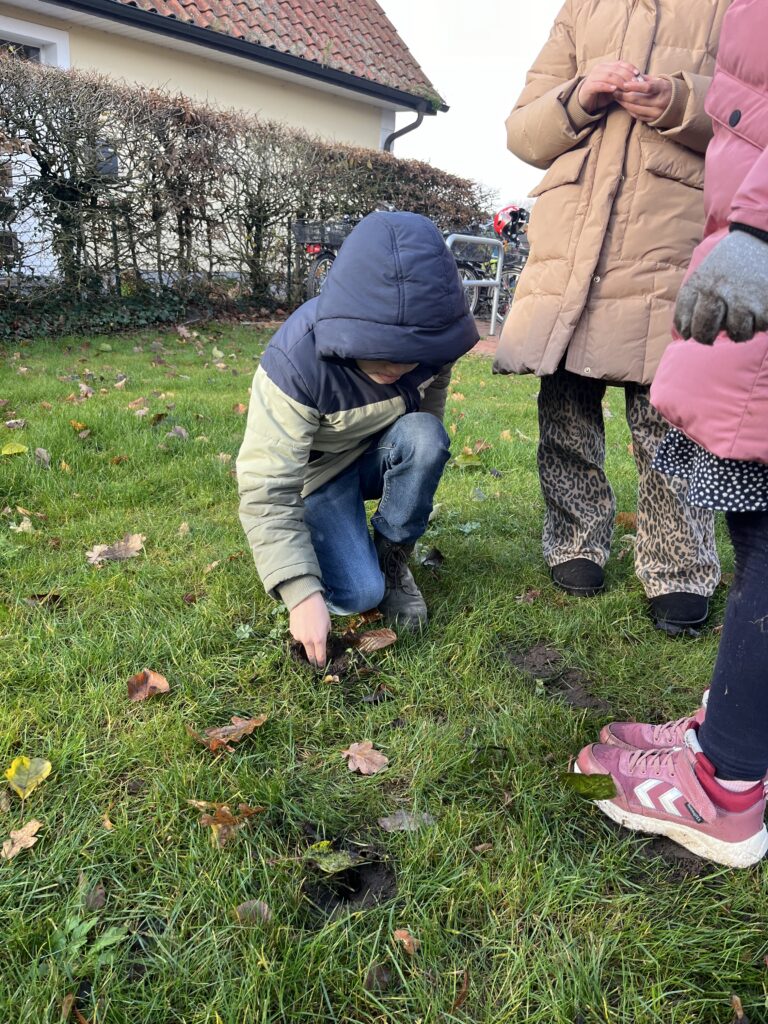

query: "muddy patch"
left=506, top=644, right=564, bottom=680
left=506, top=645, right=612, bottom=712
left=546, top=668, right=612, bottom=712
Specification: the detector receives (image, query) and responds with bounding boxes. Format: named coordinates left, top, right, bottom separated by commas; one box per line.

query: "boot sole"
left=574, top=765, right=768, bottom=868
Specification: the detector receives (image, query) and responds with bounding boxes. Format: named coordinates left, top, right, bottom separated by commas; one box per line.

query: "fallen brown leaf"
left=515, top=588, right=542, bottom=605
left=473, top=439, right=492, bottom=454
left=110, top=455, right=129, bottom=465
left=35, top=447, right=51, bottom=469
left=233, top=403, right=247, bottom=415
left=234, top=899, right=272, bottom=924
left=341, top=741, right=389, bottom=775
left=2, top=819, right=42, bottom=860
left=127, top=397, right=147, bottom=410
left=393, top=927, right=420, bottom=956
left=84, top=881, right=106, bottom=911
left=127, top=668, right=170, bottom=703
left=452, top=969, right=470, bottom=1012
left=348, top=628, right=397, bottom=654
left=69, top=419, right=88, bottom=432
left=191, top=801, right=265, bottom=847
left=185, top=715, right=268, bottom=754
left=86, top=533, right=145, bottom=565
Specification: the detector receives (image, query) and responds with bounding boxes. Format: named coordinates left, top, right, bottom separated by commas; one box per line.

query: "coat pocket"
left=528, top=147, right=589, bottom=198
left=641, top=140, right=704, bottom=190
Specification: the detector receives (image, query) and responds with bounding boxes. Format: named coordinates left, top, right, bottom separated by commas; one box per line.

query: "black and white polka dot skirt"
left=654, top=429, right=768, bottom=512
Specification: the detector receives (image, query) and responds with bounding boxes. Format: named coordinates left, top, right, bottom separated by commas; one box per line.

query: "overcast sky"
left=378, top=0, right=564, bottom=205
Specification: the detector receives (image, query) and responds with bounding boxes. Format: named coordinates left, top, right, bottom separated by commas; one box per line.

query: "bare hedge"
left=0, top=58, right=492, bottom=335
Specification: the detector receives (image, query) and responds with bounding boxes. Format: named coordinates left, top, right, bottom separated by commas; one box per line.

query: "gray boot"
left=373, top=532, right=428, bottom=631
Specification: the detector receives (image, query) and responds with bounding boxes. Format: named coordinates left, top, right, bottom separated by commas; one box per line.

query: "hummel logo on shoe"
left=634, top=778, right=684, bottom=816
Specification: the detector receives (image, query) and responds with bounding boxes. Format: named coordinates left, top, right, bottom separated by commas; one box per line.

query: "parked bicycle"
left=292, top=216, right=358, bottom=298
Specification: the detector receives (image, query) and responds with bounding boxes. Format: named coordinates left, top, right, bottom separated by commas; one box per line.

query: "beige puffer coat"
left=493, top=0, right=730, bottom=385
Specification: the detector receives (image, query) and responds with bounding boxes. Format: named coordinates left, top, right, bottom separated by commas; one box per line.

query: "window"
left=0, top=15, right=69, bottom=69
left=0, top=38, right=41, bottom=62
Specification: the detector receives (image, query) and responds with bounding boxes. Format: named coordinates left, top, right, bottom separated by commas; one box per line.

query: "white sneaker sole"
left=573, top=765, right=768, bottom=868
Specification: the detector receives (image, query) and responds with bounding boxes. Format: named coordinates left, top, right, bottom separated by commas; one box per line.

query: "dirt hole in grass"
left=302, top=851, right=397, bottom=921
left=507, top=645, right=612, bottom=712
left=506, top=644, right=564, bottom=680
left=546, top=669, right=612, bottom=712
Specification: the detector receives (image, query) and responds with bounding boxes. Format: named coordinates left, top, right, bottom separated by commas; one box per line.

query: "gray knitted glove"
left=674, top=230, right=768, bottom=345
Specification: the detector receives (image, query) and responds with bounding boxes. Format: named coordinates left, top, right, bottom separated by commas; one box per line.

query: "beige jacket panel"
left=494, top=0, right=730, bottom=386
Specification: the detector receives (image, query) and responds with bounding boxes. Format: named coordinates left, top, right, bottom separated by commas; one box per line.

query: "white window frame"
left=0, top=13, right=70, bottom=68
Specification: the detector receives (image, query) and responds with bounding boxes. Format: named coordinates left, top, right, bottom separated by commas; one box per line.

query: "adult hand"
left=578, top=61, right=642, bottom=114
left=674, top=232, right=768, bottom=345
left=616, top=75, right=673, bottom=122
left=290, top=591, right=331, bottom=667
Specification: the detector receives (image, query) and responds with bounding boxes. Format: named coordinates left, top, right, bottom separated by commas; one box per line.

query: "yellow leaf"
left=69, top=420, right=87, bottom=431
left=5, top=757, right=52, bottom=799
left=60, top=460, right=71, bottom=473
left=1, top=442, right=27, bottom=456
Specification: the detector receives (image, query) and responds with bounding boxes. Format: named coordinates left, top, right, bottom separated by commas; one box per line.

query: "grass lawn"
left=1, top=324, right=765, bottom=1024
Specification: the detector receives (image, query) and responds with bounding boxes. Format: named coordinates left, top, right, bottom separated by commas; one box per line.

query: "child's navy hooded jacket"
left=237, top=211, right=479, bottom=608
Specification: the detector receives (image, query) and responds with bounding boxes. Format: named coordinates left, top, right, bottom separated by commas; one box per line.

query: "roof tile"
left=103, top=0, right=440, bottom=102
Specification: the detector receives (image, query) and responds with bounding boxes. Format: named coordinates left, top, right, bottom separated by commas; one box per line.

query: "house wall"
left=0, top=3, right=385, bottom=148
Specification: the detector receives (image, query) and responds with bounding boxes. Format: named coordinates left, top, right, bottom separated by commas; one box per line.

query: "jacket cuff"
left=649, top=74, right=689, bottom=131
left=730, top=222, right=768, bottom=245
left=278, top=574, right=324, bottom=611
left=562, top=80, right=604, bottom=132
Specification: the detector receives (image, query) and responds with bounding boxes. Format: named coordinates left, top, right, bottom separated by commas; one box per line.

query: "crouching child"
left=236, top=211, right=479, bottom=666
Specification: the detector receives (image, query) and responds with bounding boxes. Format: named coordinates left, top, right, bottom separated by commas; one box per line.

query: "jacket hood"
left=314, top=211, right=479, bottom=368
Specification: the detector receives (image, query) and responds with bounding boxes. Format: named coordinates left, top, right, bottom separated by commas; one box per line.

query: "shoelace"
left=381, top=546, right=420, bottom=596
left=627, top=746, right=680, bottom=777
left=650, top=716, right=692, bottom=745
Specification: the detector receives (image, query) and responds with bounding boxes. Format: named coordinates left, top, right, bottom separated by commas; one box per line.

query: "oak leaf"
left=348, top=628, right=397, bottom=654
left=341, top=741, right=389, bottom=775
left=86, top=533, right=145, bottom=565
left=127, top=668, right=170, bottom=703
left=2, top=819, right=42, bottom=860
left=185, top=715, right=267, bottom=754
left=5, top=756, right=52, bottom=799
left=189, top=800, right=264, bottom=847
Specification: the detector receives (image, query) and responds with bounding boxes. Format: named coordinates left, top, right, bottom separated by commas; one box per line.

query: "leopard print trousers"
left=537, top=367, right=720, bottom=598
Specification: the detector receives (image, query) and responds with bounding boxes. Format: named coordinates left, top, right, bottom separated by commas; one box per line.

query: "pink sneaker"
left=600, top=691, right=708, bottom=751
left=574, top=729, right=768, bottom=867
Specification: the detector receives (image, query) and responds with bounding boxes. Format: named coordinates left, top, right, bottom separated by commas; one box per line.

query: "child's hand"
left=615, top=75, right=673, bottom=122
left=578, top=61, right=641, bottom=114
left=290, top=592, right=331, bottom=667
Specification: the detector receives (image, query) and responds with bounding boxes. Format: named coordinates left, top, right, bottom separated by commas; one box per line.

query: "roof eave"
left=43, top=0, right=448, bottom=113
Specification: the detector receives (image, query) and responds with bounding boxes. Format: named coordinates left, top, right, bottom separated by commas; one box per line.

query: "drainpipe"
left=383, top=110, right=425, bottom=153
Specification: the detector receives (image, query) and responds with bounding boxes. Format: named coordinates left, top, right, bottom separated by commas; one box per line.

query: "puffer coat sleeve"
left=505, top=0, right=603, bottom=170
left=731, top=145, right=768, bottom=234
left=237, top=356, right=323, bottom=607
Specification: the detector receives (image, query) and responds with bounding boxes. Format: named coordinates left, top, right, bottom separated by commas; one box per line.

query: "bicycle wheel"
left=495, top=268, right=520, bottom=327
left=457, top=262, right=480, bottom=317
left=306, top=252, right=335, bottom=299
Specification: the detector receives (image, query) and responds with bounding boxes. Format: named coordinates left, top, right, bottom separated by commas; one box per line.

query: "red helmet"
left=493, top=203, right=523, bottom=239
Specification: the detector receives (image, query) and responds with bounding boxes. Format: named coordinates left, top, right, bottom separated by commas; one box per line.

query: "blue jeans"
left=303, top=412, right=450, bottom=615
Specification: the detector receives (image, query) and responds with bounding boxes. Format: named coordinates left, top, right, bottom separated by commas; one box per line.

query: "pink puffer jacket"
left=650, top=0, right=768, bottom=463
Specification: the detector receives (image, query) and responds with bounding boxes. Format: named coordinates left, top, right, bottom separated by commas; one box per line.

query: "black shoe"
left=551, top=558, right=605, bottom=597
left=374, top=533, right=428, bottom=631
left=650, top=592, right=710, bottom=636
